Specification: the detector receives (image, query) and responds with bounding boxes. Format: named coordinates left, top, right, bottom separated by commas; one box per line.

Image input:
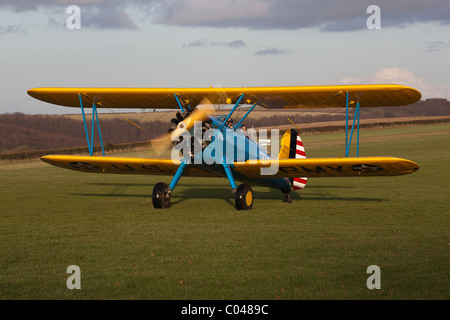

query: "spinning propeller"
left=150, top=99, right=214, bottom=154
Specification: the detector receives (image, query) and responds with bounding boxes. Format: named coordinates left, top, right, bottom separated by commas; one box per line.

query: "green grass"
left=0, top=124, right=449, bottom=299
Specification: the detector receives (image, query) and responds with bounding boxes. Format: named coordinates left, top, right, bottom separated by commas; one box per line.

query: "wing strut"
left=220, top=93, right=245, bottom=193
left=234, top=103, right=257, bottom=131
left=78, top=94, right=105, bottom=156
left=344, top=92, right=361, bottom=157
left=218, top=93, right=245, bottom=131
left=174, top=94, right=192, bottom=113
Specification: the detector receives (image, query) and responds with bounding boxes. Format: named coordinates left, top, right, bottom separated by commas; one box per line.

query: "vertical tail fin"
left=279, top=129, right=308, bottom=190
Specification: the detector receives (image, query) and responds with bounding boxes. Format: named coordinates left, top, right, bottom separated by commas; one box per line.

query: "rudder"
left=279, top=129, right=308, bottom=190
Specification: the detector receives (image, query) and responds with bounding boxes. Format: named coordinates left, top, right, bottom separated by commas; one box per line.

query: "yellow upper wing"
left=27, top=85, right=421, bottom=109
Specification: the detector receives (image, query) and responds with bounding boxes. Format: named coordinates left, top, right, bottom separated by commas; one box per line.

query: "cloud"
left=81, top=6, right=140, bottom=30
left=426, top=41, right=450, bottom=53
left=184, top=39, right=246, bottom=49
left=339, top=75, right=364, bottom=84
left=340, top=67, right=450, bottom=99
left=227, top=39, right=246, bottom=48
left=0, top=24, right=26, bottom=35
left=2, top=0, right=450, bottom=31
left=0, top=0, right=113, bottom=12
left=0, top=0, right=141, bottom=30
left=370, top=67, right=428, bottom=88
left=150, top=0, right=450, bottom=31
left=254, top=48, right=287, bottom=56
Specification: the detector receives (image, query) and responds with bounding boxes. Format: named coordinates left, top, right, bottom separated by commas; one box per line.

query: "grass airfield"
left=0, top=124, right=449, bottom=300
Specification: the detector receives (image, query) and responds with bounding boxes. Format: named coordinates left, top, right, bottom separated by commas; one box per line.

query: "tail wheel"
left=235, top=184, right=253, bottom=210
left=283, top=193, right=292, bottom=203
left=152, top=182, right=171, bottom=209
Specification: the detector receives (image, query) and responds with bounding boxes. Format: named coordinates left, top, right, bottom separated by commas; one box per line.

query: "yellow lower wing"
left=40, top=155, right=219, bottom=177
left=41, top=155, right=419, bottom=179
left=233, top=157, right=419, bottom=178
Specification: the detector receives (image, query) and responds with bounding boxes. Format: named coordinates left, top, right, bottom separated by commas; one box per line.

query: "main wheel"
left=235, top=184, right=253, bottom=210
left=152, top=182, right=171, bottom=209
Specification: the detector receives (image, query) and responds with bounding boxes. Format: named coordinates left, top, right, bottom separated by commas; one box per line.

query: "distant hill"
left=245, top=98, right=450, bottom=127
left=1, top=98, right=449, bottom=154
left=0, top=114, right=166, bottom=154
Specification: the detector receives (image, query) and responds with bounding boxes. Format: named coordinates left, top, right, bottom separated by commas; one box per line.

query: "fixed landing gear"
left=235, top=184, right=253, bottom=210
left=151, top=182, right=255, bottom=211
left=152, top=181, right=292, bottom=210
left=152, top=182, right=171, bottom=209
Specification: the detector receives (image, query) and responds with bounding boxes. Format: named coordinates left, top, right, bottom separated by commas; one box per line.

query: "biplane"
left=27, top=85, right=421, bottom=210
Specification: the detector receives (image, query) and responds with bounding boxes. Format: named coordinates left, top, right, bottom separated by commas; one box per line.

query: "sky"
left=1, top=0, right=449, bottom=114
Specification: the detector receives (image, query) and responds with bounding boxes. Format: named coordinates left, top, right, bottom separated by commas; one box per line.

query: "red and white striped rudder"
left=290, top=130, right=307, bottom=190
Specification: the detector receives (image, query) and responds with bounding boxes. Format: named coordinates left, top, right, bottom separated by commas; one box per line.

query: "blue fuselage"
left=189, top=115, right=291, bottom=193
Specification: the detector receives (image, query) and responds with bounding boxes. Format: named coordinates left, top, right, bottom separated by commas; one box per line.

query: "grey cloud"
left=0, top=1, right=128, bottom=11
left=2, top=0, right=450, bottom=32
left=319, top=18, right=367, bottom=32
left=0, top=0, right=40, bottom=11
left=184, top=39, right=246, bottom=49
left=151, top=0, right=450, bottom=31
left=254, top=48, right=287, bottom=56
left=185, top=39, right=209, bottom=47
left=81, top=6, right=139, bottom=30
left=0, top=24, right=26, bottom=35
left=226, top=39, right=246, bottom=48
left=426, top=41, right=450, bottom=53
left=0, top=0, right=141, bottom=30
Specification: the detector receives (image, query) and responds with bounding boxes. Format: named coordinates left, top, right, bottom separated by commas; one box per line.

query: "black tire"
left=152, top=182, right=171, bottom=209
left=235, top=184, right=253, bottom=210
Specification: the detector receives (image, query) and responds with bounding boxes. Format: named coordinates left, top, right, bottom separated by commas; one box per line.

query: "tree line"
left=0, top=114, right=167, bottom=154
left=1, top=98, right=449, bottom=154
